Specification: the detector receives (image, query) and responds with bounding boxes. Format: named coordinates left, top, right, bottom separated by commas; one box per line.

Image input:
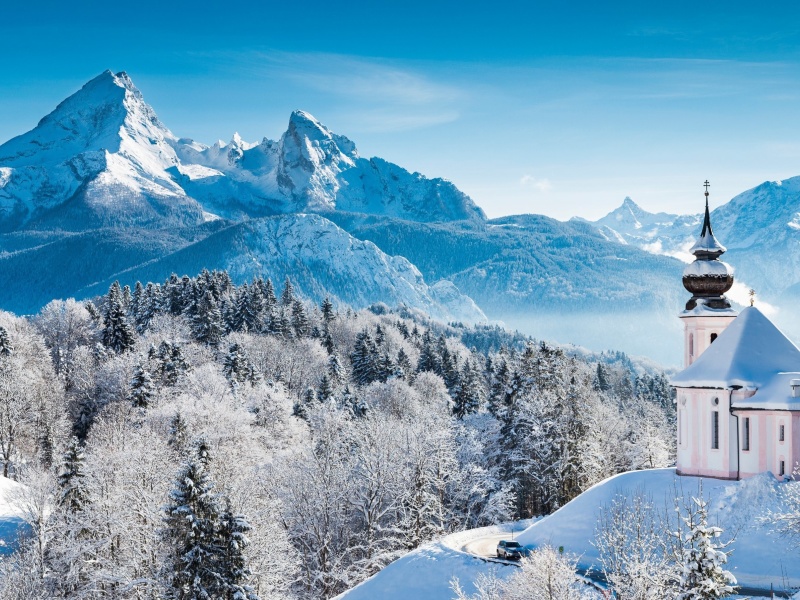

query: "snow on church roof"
left=733, top=372, right=800, bottom=410
left=671, top=306, right=800, bottom=390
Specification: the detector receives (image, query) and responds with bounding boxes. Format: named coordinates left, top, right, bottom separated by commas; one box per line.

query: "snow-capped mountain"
left=0, top=70, right=483, bottom=229
left=589, top=180, right=800, bottom=299
left=586, top=197, right=700, bottom=261
left=171, top=109, right=484, bottom=222
left=0, top=71, right=486, bottom=326
left=0, top=71, right=207, bottom=231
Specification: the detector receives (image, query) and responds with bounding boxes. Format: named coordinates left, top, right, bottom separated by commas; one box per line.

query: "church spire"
left=682, top=181, right=734, bottom=311
left=689, top=180, right=726, bottom=260
left=700, top=180, right=713, bottom=237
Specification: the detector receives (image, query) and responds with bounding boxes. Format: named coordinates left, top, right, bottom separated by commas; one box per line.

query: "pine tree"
left=327, top=352, right=346, bottom=386
left=322, top=329, right=336, bottom=355
left=351, top=330, right=378, bottom=386
left=595, top=363, right=611, bottom=392
left=245, top=283, right=266, bottom=332
left=58, top=437, right=89, bottom=513
left=164, top=440, right=225, bottom=600
left=291, top=299, right=310, bottom=338
left=130, top=281, right=144, bottom=322
left=396, top=348, right=412, bottom=380
left=0, top=326, right=12, bottom=357
left=293, top=388, right=317, bottom=420
left=223, top=343, right=257, bottom=390
left=102, top=281, right=136, bottom=353
left=416, top=330, right=440, bottom=374
left=192, top=290, right=224, bottom=346
left=317, top=374, right=334, bottom=403
left=321, top=297, right=335, bottom=327
left=168, top=413, right=190, bottom=456
left=219, top=503, right=259, bottom=600
left=37, top=423, right=55, bottom=469
left=280, top=276, right=294, bottom=307
left=453, top=359, right=483, bottom=418
left=128, top=363, right=155, bottom=408
left=263, top=278, right=277, bottom=309
left=438, top=336, right=460, bottom=392
left=292, top=399, right=308, bottom=421
left=376, top=351, right=395, bottom=382
left=121, top=284, right=132, bottom=309
left=227, top=284, right=250, bottom=333
left=676, top=493, right=737, bottom=600
left=153, top=341, right=191, bottom=386
left=135, top=282, right=160, bottom=332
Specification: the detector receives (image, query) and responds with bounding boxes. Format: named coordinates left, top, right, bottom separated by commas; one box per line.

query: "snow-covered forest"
left=0, top=270, right=675, bottom=599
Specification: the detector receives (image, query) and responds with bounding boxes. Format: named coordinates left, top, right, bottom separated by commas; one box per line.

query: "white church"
left=672, top=187, right=799, bottom=480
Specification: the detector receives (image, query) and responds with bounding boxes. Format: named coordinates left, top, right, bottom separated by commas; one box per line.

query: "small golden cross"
left=749, top=288, right=756, bottom=307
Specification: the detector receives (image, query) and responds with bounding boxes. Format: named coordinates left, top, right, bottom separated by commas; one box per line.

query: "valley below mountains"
left=3, top=71, right=800, bottom=365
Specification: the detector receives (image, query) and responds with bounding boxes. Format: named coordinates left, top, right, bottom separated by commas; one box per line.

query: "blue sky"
left=3, top=1, right=800, bottom=219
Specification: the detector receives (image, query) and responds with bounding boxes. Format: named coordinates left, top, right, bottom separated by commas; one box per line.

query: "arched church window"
left=689, top=334, right=694, bottom=357
left=710, top=333, right=718, bottom=344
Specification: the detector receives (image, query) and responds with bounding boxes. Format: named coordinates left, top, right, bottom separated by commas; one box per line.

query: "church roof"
left=732, top=372, right=800, bottom=411
left=671, top=307, right=800, bottom=389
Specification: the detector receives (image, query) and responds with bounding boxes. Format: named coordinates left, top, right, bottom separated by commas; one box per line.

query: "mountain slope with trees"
left=0, top=271, right=674, bottom=599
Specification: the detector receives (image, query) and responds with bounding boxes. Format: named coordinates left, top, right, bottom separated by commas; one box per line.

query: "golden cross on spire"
left=749, top=288, right=756, bottom=307
left=704, top=180, right=710, bottom=197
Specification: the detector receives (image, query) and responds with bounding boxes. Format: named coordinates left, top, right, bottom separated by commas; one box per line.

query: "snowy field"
left=517, top=468, right=800, bottom=591
left=334, top=522, right=534, bottom=600
left=0, top=477, right=29, bottom=555
left=339, top=469, right=800, bottom=599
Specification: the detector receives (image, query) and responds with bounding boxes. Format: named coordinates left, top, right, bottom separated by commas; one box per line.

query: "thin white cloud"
left=520, top=174, right=552, bottom=192
left=190, top=50, right=465, bottom=133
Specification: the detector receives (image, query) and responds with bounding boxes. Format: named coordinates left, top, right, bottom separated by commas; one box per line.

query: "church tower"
left=680, top=182, right=737, bottom=367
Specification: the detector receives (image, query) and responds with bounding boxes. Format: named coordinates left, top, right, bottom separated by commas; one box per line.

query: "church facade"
left=672, top=188, right=800, bottom=480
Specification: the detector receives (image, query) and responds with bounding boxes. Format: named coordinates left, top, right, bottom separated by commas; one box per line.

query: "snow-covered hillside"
left=78, top=214, right=487, bottom=324
left=517, top=468, right=800, bottom=591
left=337, top=469, right=800, bottom=598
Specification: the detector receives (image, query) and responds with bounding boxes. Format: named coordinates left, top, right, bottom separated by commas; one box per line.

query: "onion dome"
left=682, top=182, right=734, bottom=310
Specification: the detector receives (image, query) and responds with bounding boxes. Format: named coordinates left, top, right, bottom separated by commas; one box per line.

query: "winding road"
left=457, top=532, right=790, bottom=598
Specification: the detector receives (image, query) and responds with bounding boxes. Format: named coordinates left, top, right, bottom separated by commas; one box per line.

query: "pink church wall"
left=676, top=388, right=738, bottom=479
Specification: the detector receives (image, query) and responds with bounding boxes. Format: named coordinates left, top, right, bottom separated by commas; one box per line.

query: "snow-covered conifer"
left=223, top=342, right=257, bottom=390
left=0, top=326, right=12, bottom=357
left=192, top=290, right=224, bottom=346
left=164, top=440, right=224, bottom=599
left=416, top=330, right=440, bottom=375
left=168, top=412, right=190, bottom=456
left=280, top=276, right=294, bottom=307
left=453, top=359, right=483, bottom=419
left=128, top=362, right=155, bottom=408
left=219, top=503, right=259, bottom=600
left=102, top=281, right=136, bottom=353
left=675, top=491, right=736, bottom=599
left=291, top=299, right=310, bottom=338
left=58, top=436, right=89, bottom=513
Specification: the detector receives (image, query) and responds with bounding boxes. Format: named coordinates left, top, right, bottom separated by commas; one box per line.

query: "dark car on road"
left=496, top=540, right=524, bottom=560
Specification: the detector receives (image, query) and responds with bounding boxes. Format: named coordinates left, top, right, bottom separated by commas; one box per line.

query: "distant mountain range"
left=4, top=70, right=798, bottom=365
left=583, top=183, right=800, bottom=349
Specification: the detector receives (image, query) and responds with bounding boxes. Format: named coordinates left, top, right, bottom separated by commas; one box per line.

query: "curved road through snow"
left=458, top=532, right=790, bottom=598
